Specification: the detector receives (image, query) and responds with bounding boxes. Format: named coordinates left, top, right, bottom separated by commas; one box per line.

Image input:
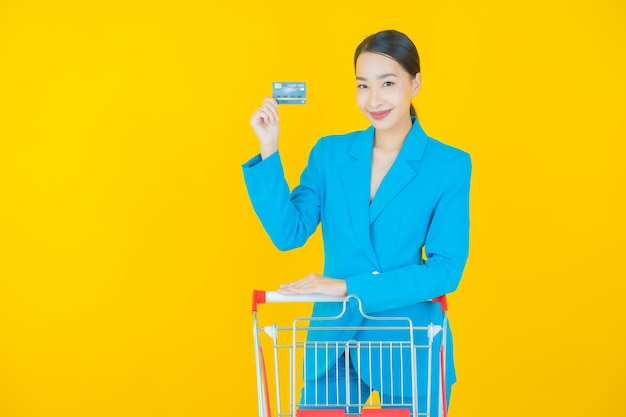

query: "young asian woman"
left=243, top=30, right=472, bottom=416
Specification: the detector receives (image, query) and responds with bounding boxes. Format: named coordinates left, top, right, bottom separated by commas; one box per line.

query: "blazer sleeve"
left=242, top=146, right=322, bottom=251
left=346, top=152, right=472, bottom=313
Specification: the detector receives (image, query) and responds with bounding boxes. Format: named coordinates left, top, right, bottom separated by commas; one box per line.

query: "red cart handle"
left=252, top=290, right=448, bottom=313
left=432, top=295, right=448, bottom=312
left=252, top=289, right=266, bottom=312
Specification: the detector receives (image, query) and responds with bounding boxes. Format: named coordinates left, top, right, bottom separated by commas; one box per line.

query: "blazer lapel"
left=369, top=118, right=429, bottom=224
left=341, top=127, right=380, bottom=267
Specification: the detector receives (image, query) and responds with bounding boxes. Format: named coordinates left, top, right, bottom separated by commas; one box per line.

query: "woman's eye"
left=357, top=84, right=368, bottom=89
left=383, top=81, right=395, bottom=87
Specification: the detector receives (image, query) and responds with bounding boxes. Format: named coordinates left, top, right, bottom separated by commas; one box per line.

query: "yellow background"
left=1, top=0, right=625, bottom=416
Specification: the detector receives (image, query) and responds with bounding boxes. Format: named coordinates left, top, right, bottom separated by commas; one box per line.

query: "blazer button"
left=372, top=271, right=380, bottom=275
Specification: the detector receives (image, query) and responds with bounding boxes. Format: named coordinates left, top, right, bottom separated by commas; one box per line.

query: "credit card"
left=272, top=81, right=306, bottom=104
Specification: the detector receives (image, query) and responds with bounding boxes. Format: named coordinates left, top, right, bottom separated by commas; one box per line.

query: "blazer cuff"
left=242, top=151, right=281, bottom=168
left=242, top=151, right=284, bottom=188
left=345, top=271, right=379, bottom=302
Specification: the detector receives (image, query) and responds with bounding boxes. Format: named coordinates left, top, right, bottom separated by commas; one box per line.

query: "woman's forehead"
left=355, top=52, right=404, bottom=78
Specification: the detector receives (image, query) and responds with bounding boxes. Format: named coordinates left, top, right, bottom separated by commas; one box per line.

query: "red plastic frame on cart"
left=297, top=409, right=410, bottom=416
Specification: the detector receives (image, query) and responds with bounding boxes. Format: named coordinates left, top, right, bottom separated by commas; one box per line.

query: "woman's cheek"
left=356, top=91, right=367, bottom=109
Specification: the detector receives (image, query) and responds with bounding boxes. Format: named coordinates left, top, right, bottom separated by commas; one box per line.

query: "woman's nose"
left=368, top=87, right=382, bottom=108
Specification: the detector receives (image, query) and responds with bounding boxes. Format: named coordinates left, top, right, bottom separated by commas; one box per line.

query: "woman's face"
left=355, top=52, right=420, bottom=133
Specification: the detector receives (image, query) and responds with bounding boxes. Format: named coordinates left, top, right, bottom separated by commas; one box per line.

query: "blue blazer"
left=243, top=117, right=471, bottom=396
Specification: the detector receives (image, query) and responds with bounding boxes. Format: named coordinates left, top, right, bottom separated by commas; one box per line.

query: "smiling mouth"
left=369, top=109, right=392, bottom=120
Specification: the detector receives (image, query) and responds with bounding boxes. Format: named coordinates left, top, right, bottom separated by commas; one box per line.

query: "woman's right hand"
left=250, top=97, right=279, bottom=159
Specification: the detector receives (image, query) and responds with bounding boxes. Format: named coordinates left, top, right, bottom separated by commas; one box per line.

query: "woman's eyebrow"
left=356, top=73, right=397, bottom=81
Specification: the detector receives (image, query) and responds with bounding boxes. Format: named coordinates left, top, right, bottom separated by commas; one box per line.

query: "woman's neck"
left=374, top=117, right=413, bottom=151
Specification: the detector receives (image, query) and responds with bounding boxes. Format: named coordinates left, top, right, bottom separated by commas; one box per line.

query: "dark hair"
left=354, top=30, right=420, bottom=117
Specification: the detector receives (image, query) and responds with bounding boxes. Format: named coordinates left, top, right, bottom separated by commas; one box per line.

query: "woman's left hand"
left=278, top=273, right=347, bottom=297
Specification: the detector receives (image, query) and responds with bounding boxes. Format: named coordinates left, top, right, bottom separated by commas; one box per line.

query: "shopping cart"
left=252, top=290, right=449, bottom=417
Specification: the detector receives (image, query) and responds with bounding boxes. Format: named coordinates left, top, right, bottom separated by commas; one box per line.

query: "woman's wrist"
left=260, top=143, right=278, bottom=160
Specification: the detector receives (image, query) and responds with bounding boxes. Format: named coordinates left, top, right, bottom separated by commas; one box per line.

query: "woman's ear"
left=412, top=73, right=421, bottom=97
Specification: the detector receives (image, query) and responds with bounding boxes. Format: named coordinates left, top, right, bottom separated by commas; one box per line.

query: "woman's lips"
left=370, top=109, right=392, bottom=120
